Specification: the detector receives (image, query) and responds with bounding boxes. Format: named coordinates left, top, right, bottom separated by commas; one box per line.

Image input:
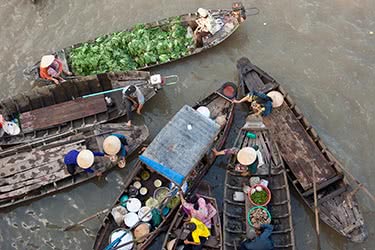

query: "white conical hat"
left=77, top=149, right=95, bottom=169
left=197, top=8, right=209, bottom=17
left=237, top=147, right=257, bottom=165
left=267, top=91, right=284, bottom=108
left=2, top=121, right=21, bottom=135
left=103, top=135, right=121, bottom=155
left=40, top=55, right=55, bottom=68
left=197, top=106, right=210, bottom=118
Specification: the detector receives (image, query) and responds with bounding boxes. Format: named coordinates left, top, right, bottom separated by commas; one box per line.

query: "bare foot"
left=126, top=121, right=132, bottom=127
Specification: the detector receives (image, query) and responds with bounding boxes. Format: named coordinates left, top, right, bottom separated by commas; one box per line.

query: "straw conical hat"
left=267, top=91, right=284, bottom=108
left=103, top=135, right=121, bottom=155
left=237, top=147, right=257, bottom=165
left=2, top=121, right=21, bottom=135
left=40, top=55, right=55, bottom=68
left=77, top=149, right=95, bottom=169
left=197, top=8, right=209, bottom=17
left=134, top=223, right=150, bottom=240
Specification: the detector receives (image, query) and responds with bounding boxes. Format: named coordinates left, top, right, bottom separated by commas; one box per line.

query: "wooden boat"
left=223, top=121, right=295, bottom=250
left=0, top=123, right=149, bottom=209
left=236, top=57, right=367, bottom=242
left=93, top=105, right=227, bottom=250
left=0, top=71, right=159, bottom=147
left=24, top=3, right=246, bottom=82
left=161, top=181, right=222, bottom=250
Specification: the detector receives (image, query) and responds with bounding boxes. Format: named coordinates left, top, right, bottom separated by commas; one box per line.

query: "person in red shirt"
left=39, top=55, right=72, bottom=84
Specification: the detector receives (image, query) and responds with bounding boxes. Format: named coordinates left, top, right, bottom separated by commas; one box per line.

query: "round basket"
left=247, top=206, right=272, bottom=227
left=219, top=82, right=237, bottom=99
left=248, top=184, right=271, bottom=206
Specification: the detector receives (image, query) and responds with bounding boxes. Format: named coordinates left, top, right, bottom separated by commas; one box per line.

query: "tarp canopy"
left=139, top=105, right=220, bottom=186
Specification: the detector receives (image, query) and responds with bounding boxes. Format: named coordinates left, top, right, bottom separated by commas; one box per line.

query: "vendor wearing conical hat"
left=233, top=90, right=283, bottom=117
left=39, top=55, right=72, bottom=85
left=103, top=134, right=129, bottom=169
left=64, top=149, right=105, bottom=176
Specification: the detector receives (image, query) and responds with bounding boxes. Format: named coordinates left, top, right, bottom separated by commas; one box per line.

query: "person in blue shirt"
left=240, top=224, right=274, bottom=250
left=233, top=90, right=273, bottom=117
left=103, top=134, right=129, bottom=168
left=64, top=149, right=105, bottom=176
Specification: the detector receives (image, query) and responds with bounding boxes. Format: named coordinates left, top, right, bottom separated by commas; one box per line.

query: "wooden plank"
left=19, top=96, right=107, bottom=132
left=264, top=103, right=337, bottom=190
left=302, top=175, right=343, bottom=197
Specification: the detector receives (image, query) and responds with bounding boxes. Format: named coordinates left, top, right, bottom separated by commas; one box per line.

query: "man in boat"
left=64, top=149, right=105, bottom=177
left=121, top=85, right=145, bottom=126
left=240, top=224, right=274, bottom=250
left=103, top=134, right=129, bottom=168
left=183, top=217, right=211, bottom=250
left=233, top=90, right=273, bottom=116
left=231, top=2, right=247, bottom=23
left=39, top=55, right=72, bottom=84
left=189, top=8, right=223, bottom=48
left=212, top=145, right=263, bottom=176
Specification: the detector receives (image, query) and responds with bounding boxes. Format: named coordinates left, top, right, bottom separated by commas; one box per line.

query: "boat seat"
left=302, top=174, right=343, bottom=197
left=19, top=96, right=107, bottom=133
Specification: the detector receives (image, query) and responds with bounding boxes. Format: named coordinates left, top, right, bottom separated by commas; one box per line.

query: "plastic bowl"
left=247, top=206, right=272, bottom=227
left=248, top=184, right=271, bottom=206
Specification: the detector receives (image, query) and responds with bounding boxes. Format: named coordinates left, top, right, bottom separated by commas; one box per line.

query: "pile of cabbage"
left=69, top=18, right=193, bottom=76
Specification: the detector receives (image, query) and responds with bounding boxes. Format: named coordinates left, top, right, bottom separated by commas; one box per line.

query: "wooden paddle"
left=312, top=163, right=321, bottom=250
left=63, top=208, right=109, bottom=231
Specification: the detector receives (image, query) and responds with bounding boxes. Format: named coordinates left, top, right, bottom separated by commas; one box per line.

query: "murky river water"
left=0, top=0, right=374, bottom=249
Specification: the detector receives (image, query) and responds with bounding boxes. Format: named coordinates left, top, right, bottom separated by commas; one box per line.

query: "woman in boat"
left=240, top=224, right=274, bottom=250
left=64, top=149, right=105, bottom=177
left=183, top=218, right=211, bottom=250
left=39, top=55, right=72, bottom=84
left=121, top=85, right=145, bottom=126
left=103, top=134, right=129, bottom=168
left=179, top=193, right=217, bottom=229
left=233, top=90, right=273, bottom=117
left=212, top=145, right=263, bottom=176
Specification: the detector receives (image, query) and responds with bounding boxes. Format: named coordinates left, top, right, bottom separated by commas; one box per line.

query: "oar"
left=63, top=208, right=109, bottom=231
left=312, top=163, right=321, bottom=250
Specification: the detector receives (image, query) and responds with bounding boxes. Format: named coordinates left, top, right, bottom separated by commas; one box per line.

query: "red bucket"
left=248, top=184, right=271, bottom=206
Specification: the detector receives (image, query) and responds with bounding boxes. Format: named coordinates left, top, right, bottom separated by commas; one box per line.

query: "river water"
left=0, top=0, right=374, bottom=249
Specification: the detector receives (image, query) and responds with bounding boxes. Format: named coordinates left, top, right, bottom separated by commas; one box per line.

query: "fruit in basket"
left=250, top=208, right=271, bottom=225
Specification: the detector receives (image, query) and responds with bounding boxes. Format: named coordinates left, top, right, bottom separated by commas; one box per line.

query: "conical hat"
left=134, top=223, right=150, bottom=240
left=267, top=91, right=284, bottom=108
left=2, top=121, right=21, bottom=135
left=197, top=8, right=209, bottom=17
left=77, top=149, right=95, bottom=169
left=103, top=135, right=121, bottom=155
left=197, top=106, right=210, bottom=118
left=237, top=147, right=257, bottom=165
left=40, top=55, right=55, bottom=68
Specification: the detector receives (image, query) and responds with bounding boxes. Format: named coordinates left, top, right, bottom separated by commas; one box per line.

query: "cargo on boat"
left=0, top=123, right=149, bottom=209
left=0, top=71, right=159, bottom=147
left=93, top=105, right=225, bottom=250
left=237, top=57, right=367, bottom=242
left=223, top=120, right=295, bottom=250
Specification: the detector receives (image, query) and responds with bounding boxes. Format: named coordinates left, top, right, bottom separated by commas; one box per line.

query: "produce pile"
left=68, top=18, right=194, bottom=76
left=250, top=207, right=271, bottom=226
left=250, top=189, right=269, bottom=205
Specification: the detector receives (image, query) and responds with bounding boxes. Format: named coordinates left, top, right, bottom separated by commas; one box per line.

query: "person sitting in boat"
left=231, top=2, right=247, bottom=23
left=189, top=8, right=222, bottom=48
left=212, top=145, right=263, bottom=176
left=121, top=85, right=145, bottom=126
left=240, top=224, right=274, bottom=250
left=233, top=90, right=273, bottom=117
left=183, top=217, right=211, bottom=250
left=39, top=55, right=72, bottom=85
left=179, top=193, right=217, bottom=229
left=64, top=149, right=105, bottom=177
left=103, top=134, right=129, bottom=169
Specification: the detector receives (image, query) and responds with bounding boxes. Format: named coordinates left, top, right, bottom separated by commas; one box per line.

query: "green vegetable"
left=68, top=17, right=194, bottom=76
left=250, top=190, right=269, bottom=204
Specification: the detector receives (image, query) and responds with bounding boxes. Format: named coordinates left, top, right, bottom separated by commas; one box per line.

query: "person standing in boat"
left=39, top=55, right=72, bottom=84
left=212, top=145, right=263, bottom=176
left=183, top=217, right=211, bottom=250
left=103, top=134, right=129, bottom=169
left=240, top=224, right=274, bottom=250
left=121, top=85, right=145, bottom=126
left=64, top=149, right=105, bottom=177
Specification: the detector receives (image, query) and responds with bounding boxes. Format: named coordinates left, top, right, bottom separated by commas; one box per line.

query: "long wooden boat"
left=223, top=121, right=295, bottom=250
left=0, top=123, right=149, bottom=209
left=236, top=57, right=367, bottom=242
left=0, top=71, right=158, bottom=147
left=93, top=104, right=228, bottom=250
left=24, top=3, right=246, bottom=82
left=161, top=181, right=222, bottom=250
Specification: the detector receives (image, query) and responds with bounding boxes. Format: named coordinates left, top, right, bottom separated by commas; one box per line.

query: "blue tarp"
left=139, top=105, right=220, bottom=186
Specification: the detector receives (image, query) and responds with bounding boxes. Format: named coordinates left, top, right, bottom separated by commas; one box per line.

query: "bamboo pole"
left=312, top=164, right=321, bottom=250
left=63, top=208, right=109, bottom=231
